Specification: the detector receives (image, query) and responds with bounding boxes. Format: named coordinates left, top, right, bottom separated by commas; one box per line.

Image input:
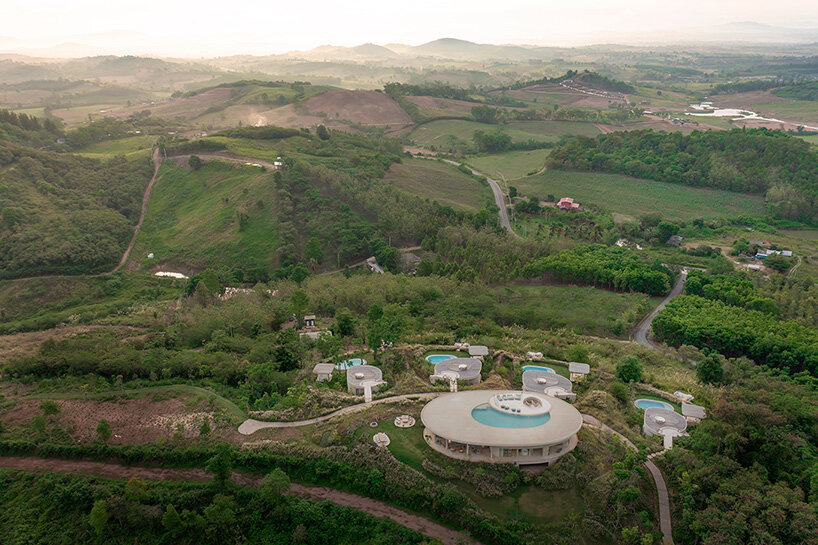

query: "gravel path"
left=0, top=455, right=480, bottom=545
left=238, top=392, right=443, bottom=434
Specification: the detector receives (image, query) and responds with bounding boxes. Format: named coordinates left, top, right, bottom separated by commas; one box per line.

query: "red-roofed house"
left=557, top=197, right=580, bottom=211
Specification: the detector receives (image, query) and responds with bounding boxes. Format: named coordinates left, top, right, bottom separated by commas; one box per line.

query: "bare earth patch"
left=301, top=90, right=412, bottom=125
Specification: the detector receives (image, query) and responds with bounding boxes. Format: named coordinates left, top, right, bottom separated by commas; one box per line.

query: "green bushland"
left=772, top=81, right=818, bottom=101
left=683, top=270, right=777, bottom=314
left=0, top=273, right=180, bottom=335
left=523, top=245, right=673, bottom=296
left=652, top=295, right=818, bottom=374
left=0, top=140, right=154, bottom=279
left=467, top=150, right=549, bottom=180
left=660, top=361, right=818, bottom=545
left=547, top=128, right=818, bottom=223
left=0, top=109, right=63, bottom=148
left=0, top=470, right=428, bottom=545
left=0, top=440, right=529, bottom=545
left=383, top=158, right=493, bottom=211
left=511, top=169, right=764, bottom=221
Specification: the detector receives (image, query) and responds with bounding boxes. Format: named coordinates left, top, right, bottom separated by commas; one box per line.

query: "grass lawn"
left=372, top=421, right=586, bottom=527
left=130, top=160, right=280, bottom=270
left=78, top=136, right=155, bottom=156
left=383, top=158, right=493, bottom=211
left=409, top=119, right=487, bottom=148
left=492, top=284, right=659, bottom=338
left=503, top=120, right=601, bottom=142
left=467, top=150, right=549, bottom=180
left=513, top=170, right=765, bottom=221
left=410, top=119, right=601, bottom=151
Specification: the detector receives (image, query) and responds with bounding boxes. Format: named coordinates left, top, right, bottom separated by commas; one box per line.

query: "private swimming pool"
left=471, top=403, right=551, bottom=428
left=336, top=358, right=367, bottom=370
left=634, top=399, right=674, bottom=411
left=522, top=365, right=555, bottom=374
left=426, top=354, right=457, bottom=364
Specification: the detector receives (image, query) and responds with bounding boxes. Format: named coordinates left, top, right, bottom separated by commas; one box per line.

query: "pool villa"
left=429, top=358, right=482, bottom=391
left=522, top=369, right=575, bottom=402
left=421, top=390, right=582, bottom=466
left=346, top=365, right=386, bottom=402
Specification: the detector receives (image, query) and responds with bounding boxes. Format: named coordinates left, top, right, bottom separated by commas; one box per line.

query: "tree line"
left=547, top=128, right=818, bottom=223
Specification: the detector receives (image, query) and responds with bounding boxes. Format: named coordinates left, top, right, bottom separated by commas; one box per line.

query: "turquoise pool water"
left=471, top=404, right=551, bottom=428
left=336, top=358, right=366, bottom=370
left=426, top=354, right=457, bottom=364
left=522, top=365, right=555, bottom=373
left=634, top=399, right=674, bottom=411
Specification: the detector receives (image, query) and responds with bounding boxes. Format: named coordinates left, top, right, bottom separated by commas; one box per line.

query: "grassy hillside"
left=383, top=158, right=493, bottom=211
left=130, top=160, right=282, bottom=273
left=0, top=140, right=154, bottom=279
left=513, top=170, right=765, bottom=221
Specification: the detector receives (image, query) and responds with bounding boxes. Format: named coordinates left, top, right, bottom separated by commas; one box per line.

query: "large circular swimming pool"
left=426, top=354, right=457, bottom=364
left=634, top=399, right=674, bottom=411
left=471, top=403, right=551, bottom=428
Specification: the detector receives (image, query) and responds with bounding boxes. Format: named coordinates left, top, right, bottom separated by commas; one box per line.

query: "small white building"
left=468, top=345, right=489, bottom=359
left=313, top=363, right=335, bottom=382
left=681, top=402, right=706, bottom=424
left=304, top=315, right=316, bottom=328
left=568, top=362, right=590, bottom=382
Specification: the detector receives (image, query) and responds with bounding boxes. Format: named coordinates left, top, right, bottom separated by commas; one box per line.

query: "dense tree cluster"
left=652, top=295, right=818, bottom=374
left=0, top=141, right=153, bottom=278
left=773, top=81, right=818, bottom=101
left=522, top=244, right=673, bottom=296
left=0, top=108, right=63, bottom=148
left=684, top=270, right=778, bottom=314
left=662, top=363, right=818, bottom=545
left=547, top=128, right=818, bottom=222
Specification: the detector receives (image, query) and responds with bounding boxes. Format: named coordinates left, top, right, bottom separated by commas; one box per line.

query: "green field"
left=513, top=170, right=765, bottom=221
left=131, top=160, right=280, bottom=270
left=467, top=150, right=549, bottom=180
left=78, top=135, right=155, bottom=156
left=491, top=284, right=659, bottom=338
left=410, top=119, right=601, bottom=150
left=753, top=100, right=818, bottom=123
left=383, top=158, right=493, bottom=211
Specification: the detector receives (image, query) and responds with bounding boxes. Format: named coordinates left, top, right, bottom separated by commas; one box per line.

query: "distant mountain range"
left=2, top=22, right=818, bottom=60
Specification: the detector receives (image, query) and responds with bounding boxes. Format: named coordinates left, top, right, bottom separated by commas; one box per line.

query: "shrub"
left=616, top=356, right=642, bottom=383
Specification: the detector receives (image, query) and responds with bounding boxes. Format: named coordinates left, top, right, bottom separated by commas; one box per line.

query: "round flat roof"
left=522, top=369, right=573, bottom=392
left=346, top=365, right=382, bottom=386
left=421, top=390, right=583, bottom=447
left=644, top=407, right=687, bottom=434
left=434, top=358, right=482, bottom=380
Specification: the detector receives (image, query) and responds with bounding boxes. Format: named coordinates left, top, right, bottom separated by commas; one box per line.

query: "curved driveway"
left=633, top=270, right=688, bottom=350
left=438, top=159, right=517, bottom=236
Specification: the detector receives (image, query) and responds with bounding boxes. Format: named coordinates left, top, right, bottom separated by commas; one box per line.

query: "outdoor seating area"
left=522, top=369, right=576, bottom=402
left=394, top=415, right=416, bottom=428
left=373, top=432, right=391, bottom=447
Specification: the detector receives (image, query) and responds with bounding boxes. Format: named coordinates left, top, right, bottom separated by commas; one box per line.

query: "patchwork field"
left=513, top=170, right=765, bottom=221
left=383, top=158, right=493, bottom=211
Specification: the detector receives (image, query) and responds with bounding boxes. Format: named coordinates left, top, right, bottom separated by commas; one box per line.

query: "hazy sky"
left=4, top=0, right=818, bottom=55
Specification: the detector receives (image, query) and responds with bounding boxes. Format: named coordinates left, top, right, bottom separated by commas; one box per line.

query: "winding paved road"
left=0, top=455, right=480, bottom=545
left=438, top=159, right=517, bottom=237
left=633, top=270, right=688, bottom=350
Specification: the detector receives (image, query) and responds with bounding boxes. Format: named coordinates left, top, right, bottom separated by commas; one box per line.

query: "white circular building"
left=421, top=390, right=583, bottom=466
left=346, top=365, right=386, bottom=397
left=522, top=369, right=576, bottom=402
left=430, top=357, right=482, bottom=386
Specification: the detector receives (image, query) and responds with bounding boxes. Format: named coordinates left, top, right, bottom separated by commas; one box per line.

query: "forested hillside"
left=546, top=129, right=818, bottom=223
left=0, top=140, right=153, bottom=278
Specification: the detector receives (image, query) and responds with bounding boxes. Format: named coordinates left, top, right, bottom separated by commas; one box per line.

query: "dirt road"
left=0, top=455, right=480, bottom=545
left=111, top=148, right=161, bottom=274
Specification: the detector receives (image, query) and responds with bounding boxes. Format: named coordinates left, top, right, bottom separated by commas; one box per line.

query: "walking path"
left=238, top=392, right=443, bottom=434
left=582, top=414, right=674, bottom=544
left=111, top=148, right=161, bottom=274
left=0, top=455, right=479, bottom=545
left=788, top=255, right=802, bottom=278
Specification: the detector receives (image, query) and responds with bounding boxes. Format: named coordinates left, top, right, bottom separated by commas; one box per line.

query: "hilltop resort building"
left=421, top=390, right=583, bottom=466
